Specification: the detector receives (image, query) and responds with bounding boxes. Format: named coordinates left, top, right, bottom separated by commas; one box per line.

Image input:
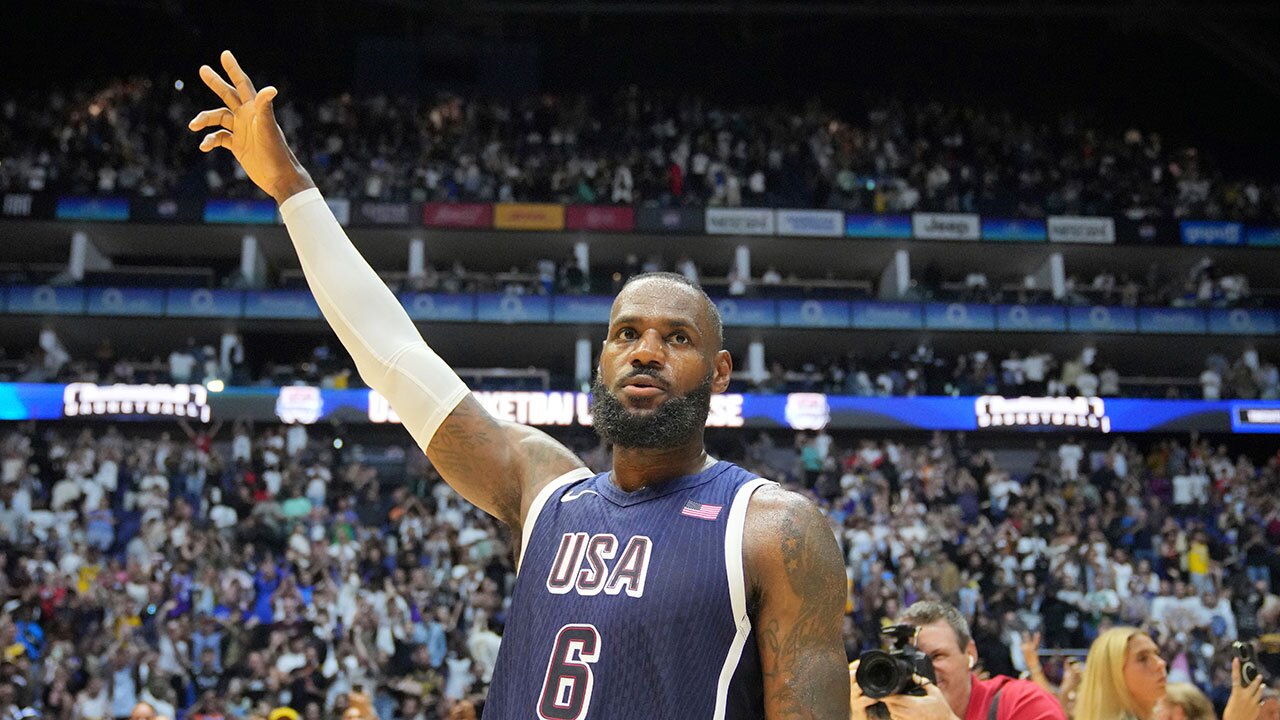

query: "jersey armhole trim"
left=713, top=477, right=775, bottom=720
left=517, top=466, right=596, bottom=572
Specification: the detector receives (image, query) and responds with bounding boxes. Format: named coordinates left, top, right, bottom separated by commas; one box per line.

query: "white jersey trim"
left=518, top=467, right=597, bottom=572
left=713, top=477, right=775, bottom=720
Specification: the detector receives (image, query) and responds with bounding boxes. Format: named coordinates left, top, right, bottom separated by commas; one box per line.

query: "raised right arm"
left=189, top=51, right=584, bottom=526
left=278, top=190, right=583, bottom=524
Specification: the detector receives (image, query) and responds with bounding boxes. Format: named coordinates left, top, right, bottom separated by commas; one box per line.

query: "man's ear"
left=713, top=349, right=733, bottom=393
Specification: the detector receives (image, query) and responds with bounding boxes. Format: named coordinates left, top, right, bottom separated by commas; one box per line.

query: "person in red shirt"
left=851, top=601, right=1067, bottom=720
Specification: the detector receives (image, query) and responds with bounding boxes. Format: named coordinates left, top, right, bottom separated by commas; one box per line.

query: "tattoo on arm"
left=427, top=394, right=584, bottom=529
left=426, top=395, right=521, bottom=524
left=752, top=490, right=849, bottom=719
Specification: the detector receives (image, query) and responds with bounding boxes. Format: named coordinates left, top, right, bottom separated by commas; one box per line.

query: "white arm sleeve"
left=279, top=188, right=468, bottom=450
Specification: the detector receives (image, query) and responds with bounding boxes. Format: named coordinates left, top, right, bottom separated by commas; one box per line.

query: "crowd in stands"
left=5, top=327, right=1276, bottom=404
left=0, top=418, right=521, bottom=720
left=755, top=344, right=1280, bottom=401
left=773, top=428, right=1280, bottom=715
left=4, top=78, right=1280, bottom=221
left=915, top=258, right=1259, bottom=310
left=0, top=420, right=1278, bottom=720
left=2, top=241, right=1271, bottom=313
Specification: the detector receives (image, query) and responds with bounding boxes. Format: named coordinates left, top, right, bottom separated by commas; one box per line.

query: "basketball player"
left=188, top=51, right=849, bottom=718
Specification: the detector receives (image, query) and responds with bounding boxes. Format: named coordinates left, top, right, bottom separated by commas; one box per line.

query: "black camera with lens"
left=856, top=624, right=938, bottom=719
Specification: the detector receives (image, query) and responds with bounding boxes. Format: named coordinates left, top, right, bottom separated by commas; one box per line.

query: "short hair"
left=897, top=601, right=972, bottom=650
left=619, top=272, right=723, bottom=349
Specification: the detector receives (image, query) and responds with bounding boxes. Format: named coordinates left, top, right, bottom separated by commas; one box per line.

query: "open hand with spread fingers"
left=187, top=50, right=315, bottom=203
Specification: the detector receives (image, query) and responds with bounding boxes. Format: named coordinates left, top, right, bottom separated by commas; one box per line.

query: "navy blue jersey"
left=484, top=460, right=774, bottom=720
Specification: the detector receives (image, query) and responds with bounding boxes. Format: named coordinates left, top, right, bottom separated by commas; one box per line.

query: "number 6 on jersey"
left=538, top=624, right=602, bottom=720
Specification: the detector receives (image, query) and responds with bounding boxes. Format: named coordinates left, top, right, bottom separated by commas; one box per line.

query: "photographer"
left=850, top=602, right=1066, bottom=720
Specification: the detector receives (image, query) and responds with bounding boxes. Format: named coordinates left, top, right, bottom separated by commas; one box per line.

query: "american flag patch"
left=681, top=500, right=723, bottom=520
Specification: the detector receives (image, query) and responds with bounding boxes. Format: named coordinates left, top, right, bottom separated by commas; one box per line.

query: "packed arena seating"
left=5, top=327, right=1276, bottom=402
left=1, top=423, right=1277, bottom=720
left=751, top=346, right=1280, bottom=401
left=3, top=79, right=1279, bottom=221
left=0, top=252, right=1269, bottom=312
left=5, top=19, right=1280, bottom=720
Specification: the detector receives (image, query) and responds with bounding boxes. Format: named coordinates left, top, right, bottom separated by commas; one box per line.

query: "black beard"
left=590, top=370, right=713, bottom=449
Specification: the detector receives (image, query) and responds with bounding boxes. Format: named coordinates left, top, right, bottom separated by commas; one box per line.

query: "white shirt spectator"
left=677, top=257, right=699, bottom=284
left=79, top=479, right=105, bottom=514
left=1001, top=356, right=1025, bottom=386
left=111, top=664, right=139, bottom=718
left=306, top=476, right=327, bottom=506
left=157, top=633, right=189, bottom=676
left=220, top=332, right=244, bottom=378
left=232, top=430, right=252, bottom=463
left=845, top=528, right=875, bottom=565
left=611, top=165, right=634, bottom=203
left=264, top=468, right=283, bottom=497
left=1114, top=560, right=1134, bottom=598
left=1058, top=441, right=1084, bottom=481
left=1086, top=587, right=1121, bottom=615
left=0, top=503, right=20, bottom=544
left=691, top=152, right=709, bottom=175
left=468, top=626, right=503, bottom=684
left=457, top=525, right=488, bottom=549
left=286, top=424, right=308, bottom=458
left=276, top=650, right=307, bottom=675
left=1200, top=596, right=1237, bottom=640
left=58, top=546, right=85, bottom=576
left=1113, top=452, right=1128, bottom=479
left=727, top=268, right=747, bottom=297
left=39, top=327, right=71, bottom=375
left=1172, top=474, right=1209, bottom=506
left=444, top=656, right=473, bottom=700
left=814, top=431, right=834, bottom=461
left=288, top=529, right=310, bottom=560
left=1081, top=345, right=1098, bottom=368
left=210, top=503, right=238, bottom=530
left=1075, top=370, right=1100, bottom=397
left=1022, top=353, right=1048, bottom=383
left=875, top=373, right=893, bottom=396
left=1200, top=368, right=1222, bottom=400
left=139, top=472, right=169, bottom=495
left=50, top=477, right=82, bottom=511
left=989, top=476, right=1021, bottom=512
left=138, top=488, right=169, bottom=518
left=95, top=459, right=118, bottom=493
left=1, top=456, right=22, bottom=483
left=266, top=431, right=285, bottom=452
left=169, top=349, right=197, bottom=383
left=1099, top=367, right=1120, bottom=395
left=76, top=686, right=110, bottom=720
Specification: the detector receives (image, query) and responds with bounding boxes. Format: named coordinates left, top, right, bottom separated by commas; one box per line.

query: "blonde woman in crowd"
left=1075, top=627, right=1265, bottom=720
